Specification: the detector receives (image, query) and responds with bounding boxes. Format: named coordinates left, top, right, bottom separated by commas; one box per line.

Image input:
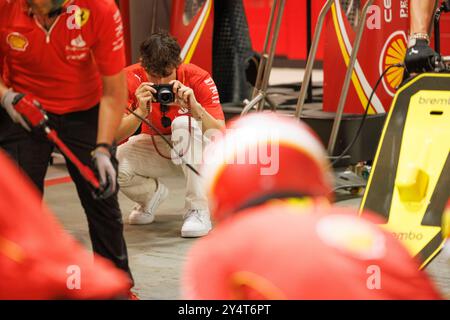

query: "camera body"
left=152, top=84, right=175, bottom=105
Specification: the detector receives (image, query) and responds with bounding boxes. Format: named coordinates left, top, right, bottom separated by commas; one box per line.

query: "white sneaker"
left=128, top=204, right=154, bottom=225
left=181, top=209, right=212, bottom=238
left=128, top=180, right=169, bottom=225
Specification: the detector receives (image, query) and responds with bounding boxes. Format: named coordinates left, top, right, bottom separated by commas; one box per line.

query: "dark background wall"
left=129, top=0, right=172, bottom=64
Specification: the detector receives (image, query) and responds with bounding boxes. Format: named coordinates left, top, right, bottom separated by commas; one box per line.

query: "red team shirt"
left=183, top=203, right=442, bottom=300
left=0, top=0, right=125, bottom=114
left=0, top=151, right=130, bottom=299
left=125, top=63, right=225, bottom=136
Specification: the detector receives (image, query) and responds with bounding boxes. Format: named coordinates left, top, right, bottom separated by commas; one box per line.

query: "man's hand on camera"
left=171, top=80, right=200, bottom=112
left=405, top=39, right=441, bottom=74
left=135, top=82, right=156, bottom=116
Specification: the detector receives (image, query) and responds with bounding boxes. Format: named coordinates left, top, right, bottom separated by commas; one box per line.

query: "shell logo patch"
left=7, top=32, right=29, bottom=52
left=316, top=214, right=387, bottom=260
left=75, top=8, right=90, bottom=28
left=379, top=31, right=407, bottom=97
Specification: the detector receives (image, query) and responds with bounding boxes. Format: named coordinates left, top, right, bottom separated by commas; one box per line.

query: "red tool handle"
left=45, top=128, right=101, bottom=189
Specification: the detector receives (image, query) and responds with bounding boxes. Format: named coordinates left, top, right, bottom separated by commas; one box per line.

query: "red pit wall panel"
left=243, top=0, right=327, bottom=61
left=323, top=0, right=409, bottom=115
left=170, top=0, right=214, bottom=74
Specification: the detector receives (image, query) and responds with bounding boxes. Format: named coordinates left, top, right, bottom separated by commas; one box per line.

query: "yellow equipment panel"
left=360, top=74, right=450, bottom=268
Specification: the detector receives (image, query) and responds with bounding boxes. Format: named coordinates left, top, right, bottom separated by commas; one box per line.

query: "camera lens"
left=158, top=88, right=174, bottom=104
left=160, top=93, right=172, bottom=104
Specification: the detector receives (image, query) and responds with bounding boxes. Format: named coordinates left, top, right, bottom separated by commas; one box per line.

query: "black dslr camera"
left=152, top=84, right=175, bottom=105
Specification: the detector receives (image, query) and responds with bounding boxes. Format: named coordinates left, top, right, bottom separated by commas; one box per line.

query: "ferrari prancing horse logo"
left=75, top=8, right=90, bottom=28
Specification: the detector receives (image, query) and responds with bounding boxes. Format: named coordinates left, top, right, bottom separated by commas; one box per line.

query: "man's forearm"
left=97, top=96, right=126, bottom=145
left=97, top=72, right=127, bottom=147
left=192, top=104, right=225, bottom=133
left=199, top=113, right=225, bottom=133
left=410, top=0, right=437, bottom=34
left=0, top=79, right=9, bottom=102
left=115, top=109, right=147, bottom=142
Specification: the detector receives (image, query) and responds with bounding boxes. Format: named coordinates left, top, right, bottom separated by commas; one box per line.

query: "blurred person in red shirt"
left=0, top=0, right=133, bottom=285
left=442, top=200, right=450, bottom=260
left=0, top=150, right=130, bottom=300
left=116, top=32, right=225, bottom=238
left=182, top=113, right=442, bottom=300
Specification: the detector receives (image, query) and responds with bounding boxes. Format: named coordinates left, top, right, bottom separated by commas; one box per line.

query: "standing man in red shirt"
left=0, top=0, right=133, bottom=284
left=116, top=32, right=225, bottom=238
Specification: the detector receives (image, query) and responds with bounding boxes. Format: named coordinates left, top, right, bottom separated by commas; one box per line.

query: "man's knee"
left=172, top=116, right=200, bottom=132
left=116, top=143, right=129, bottom=162
left=171, top=116, right=202, bottom=148
left=117, top=166, right=134, bottom=187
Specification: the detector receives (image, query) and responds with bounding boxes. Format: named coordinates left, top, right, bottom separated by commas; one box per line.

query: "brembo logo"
left=392, top=232, right=424, bottom=241
left=418, top=96, right=450, bottom=106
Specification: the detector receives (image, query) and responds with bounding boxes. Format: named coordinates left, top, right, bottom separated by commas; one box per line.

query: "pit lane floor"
left=44, top=163, right=450, bottom=300
left=43, top=68, right=448, bottom=300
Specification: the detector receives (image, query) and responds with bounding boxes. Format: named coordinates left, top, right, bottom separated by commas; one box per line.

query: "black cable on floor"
left=331, top=63, right=404, bottom=167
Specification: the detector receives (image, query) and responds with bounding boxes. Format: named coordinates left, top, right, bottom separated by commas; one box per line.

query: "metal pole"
left=434, top=1, right=450, bottom=54
left=327, top=0, right=374, bottom=155
left=306, top=0, right=313, bottom=103
left=429, top=0, right=441, bottom=35
left=241, top=94, right=265, bottom=116
left=435, top=9, right=441, bottom=54
left=262, top=0, right=278, bottom=53
left=251, top=0, right=279, bottom=99
left=257, top=0, right=286, bottom=111
left=243, top=0, right=286, bottom=114
left=252, top=55, right=268, bottom=99
left=295, top=0, right=335, bottom=119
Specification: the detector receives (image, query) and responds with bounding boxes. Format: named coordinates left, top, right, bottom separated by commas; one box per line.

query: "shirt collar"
left=22, top=0, right=75, bottom=16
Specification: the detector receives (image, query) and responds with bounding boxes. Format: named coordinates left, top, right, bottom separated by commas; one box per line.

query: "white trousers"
left=117, top=116, right=208, bottom=211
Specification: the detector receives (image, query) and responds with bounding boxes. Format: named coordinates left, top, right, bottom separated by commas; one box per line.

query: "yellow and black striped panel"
left=360, top=74, right=450, bottom=268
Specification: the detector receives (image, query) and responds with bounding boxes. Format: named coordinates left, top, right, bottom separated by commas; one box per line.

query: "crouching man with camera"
left=116, top=32, right=225, bottom=238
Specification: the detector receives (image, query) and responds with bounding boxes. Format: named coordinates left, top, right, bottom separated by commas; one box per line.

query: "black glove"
left=404, top=39, right=441, bottom=74
left=91, top=147, right=118, bottom=199
left=442, top=0, right=450, bottom=13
